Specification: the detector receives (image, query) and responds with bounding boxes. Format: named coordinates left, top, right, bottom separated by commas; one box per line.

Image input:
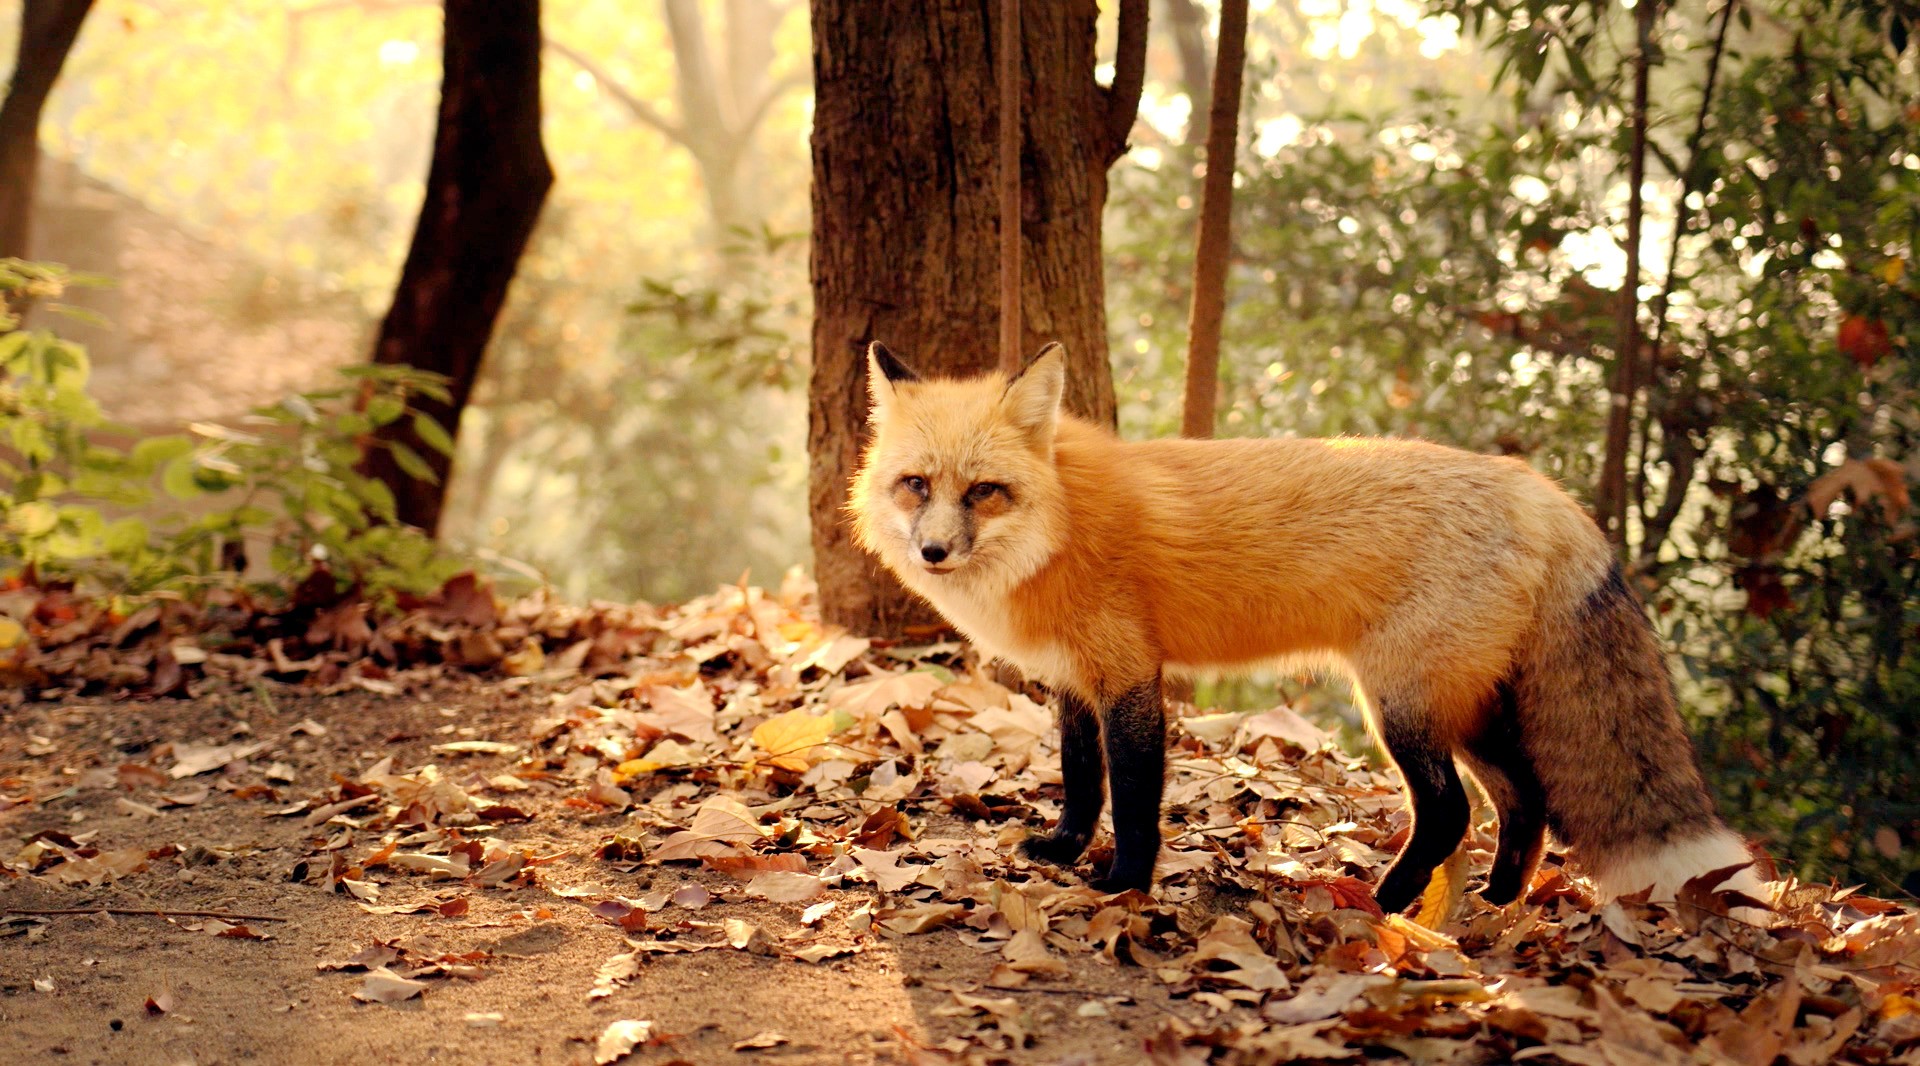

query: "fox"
left=849, top=340, right=1764, bottom=912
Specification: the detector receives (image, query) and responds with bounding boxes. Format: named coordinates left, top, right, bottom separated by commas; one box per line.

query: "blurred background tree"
left=2, top=0, right=1913, bottom=890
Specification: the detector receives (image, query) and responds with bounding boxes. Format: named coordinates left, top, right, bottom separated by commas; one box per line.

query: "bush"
left=1, top=259, right=464, bottom=605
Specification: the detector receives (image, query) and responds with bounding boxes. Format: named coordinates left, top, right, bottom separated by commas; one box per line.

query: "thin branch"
left=5, top=907, right=288, bottom=922
left=1596, top=0, right=1657, bottom=547
left=1633, top=0, right=1737, bottom=564
left=543, top=36, right=691, bottom=150
left=1648, top=0, right=1738, bottom=350
left=1103, top=0, right=1150, bottom=164
left=728, top=70, right=810, bottom=161
left=1164, top=0, right=1213, bottom=145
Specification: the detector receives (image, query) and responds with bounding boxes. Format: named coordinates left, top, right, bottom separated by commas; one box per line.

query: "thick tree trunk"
left=808, top=0, right=1139, bottom=635
left=0, top=0, right=94, bottom=260
left=364, top=0, right=553, bottom=534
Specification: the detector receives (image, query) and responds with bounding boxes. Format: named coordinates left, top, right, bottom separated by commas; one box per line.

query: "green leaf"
left=8, top=500, right=58, bottom=536
left=130, top=435, right=195, bottom=472
left=104, top=516, right=151, bottom=555
left=411, top=412, right=456, bottom=456
left=365, top=394, right=406, bottom=427
left=387, top=442, right=438, bottom=484
left=162, top=456, right=206, bottom=500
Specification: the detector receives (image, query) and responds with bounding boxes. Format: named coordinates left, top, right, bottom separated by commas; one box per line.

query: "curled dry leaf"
left=594, top=1019, right=657, bottom=1064
left=353, top=967, right=429, bottom=1004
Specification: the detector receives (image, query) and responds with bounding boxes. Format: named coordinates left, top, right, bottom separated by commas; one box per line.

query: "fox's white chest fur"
left=905, top=575, right=1081, bottom=691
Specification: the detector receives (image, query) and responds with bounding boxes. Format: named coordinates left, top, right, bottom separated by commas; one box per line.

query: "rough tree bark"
left=363, top=0, right=553, bottom=534
left=808, top=0, right=1146, bottom=635
left=1179, top=0, right=1248, bottom=439
left=0, top=0, right=94, bottom=261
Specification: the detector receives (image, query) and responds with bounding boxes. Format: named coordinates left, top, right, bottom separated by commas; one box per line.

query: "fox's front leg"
left=1093, top=676, right=1166, bottom=893
left=1020, top=690, right=1105, bottom=865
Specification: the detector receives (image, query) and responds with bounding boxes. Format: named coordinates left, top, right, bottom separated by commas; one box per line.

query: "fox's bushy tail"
left=1514, top=567, right=1760, bottom=902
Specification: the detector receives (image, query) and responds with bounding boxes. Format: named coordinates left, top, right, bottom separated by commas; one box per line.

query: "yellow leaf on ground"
left=750, top=709, right=836, bottom=771
left=1411, top=847, right=1469, bottom=931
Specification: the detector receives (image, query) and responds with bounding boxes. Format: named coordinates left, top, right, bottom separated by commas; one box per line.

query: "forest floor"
left=1, top=579, right=1916, bottom=1066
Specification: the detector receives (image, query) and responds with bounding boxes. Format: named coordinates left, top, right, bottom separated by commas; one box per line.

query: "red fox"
left=850, top=341, right=1763, bottom=911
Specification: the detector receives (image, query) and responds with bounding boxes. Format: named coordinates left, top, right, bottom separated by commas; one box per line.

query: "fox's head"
left=849, top=341, right=1068, bottom=591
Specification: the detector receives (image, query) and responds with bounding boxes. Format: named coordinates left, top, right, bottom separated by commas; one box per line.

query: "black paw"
left=1479, top=871, right=1524, bottom=907
left=1089, top=866, right=1154, bottom=895
left=1372, top=866, right=1431, bottom=915
left=1020, top=831, right=1090, bottom=866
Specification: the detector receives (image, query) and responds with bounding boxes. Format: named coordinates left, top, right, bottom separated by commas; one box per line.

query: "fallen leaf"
left=745, top=870, right=824, bottom=902
left=595, top=1019, right=657, bottom=1063
left=733, top=1031, right=789, bottom=1051
left=750, top=709, right=837, bottom=771
left=353, top=967, right=429, bottom=1004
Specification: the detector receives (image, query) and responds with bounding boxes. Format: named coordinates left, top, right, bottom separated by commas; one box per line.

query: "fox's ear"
left=1002, top=343, right=1066, bottom=439
left=866, top=341, right=919, bottom=413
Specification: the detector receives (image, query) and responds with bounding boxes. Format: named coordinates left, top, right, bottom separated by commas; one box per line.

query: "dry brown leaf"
left=594, top=1019, right=657, bottom=1064
left=745, top=870, right=824, bottom=902
left=1808, top=457, right=1909, bottom=520
left=353, top=967, right=429, bottom=1004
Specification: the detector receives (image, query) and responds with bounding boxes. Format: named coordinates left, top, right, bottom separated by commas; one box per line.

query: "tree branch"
left=1595, top=0, right=1656, bottom=548
left=1634, top=0, right=1736, bottom=560
left=1103, top=0, right=1149, bottom=164
left=730, top=70, right=809, bottom=158
left=543, top=35, right=690, bottom=149
left=1163, top=0, right=1212, bottom=145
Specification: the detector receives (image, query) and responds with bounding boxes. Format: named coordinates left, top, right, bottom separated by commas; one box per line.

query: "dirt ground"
left=0, top=680, right=1221, bottom=1066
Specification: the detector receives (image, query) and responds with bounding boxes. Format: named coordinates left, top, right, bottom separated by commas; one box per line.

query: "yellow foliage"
left=750, top=709, right=836, bottom=771
left=1411, top=847, right=1470, bottom=931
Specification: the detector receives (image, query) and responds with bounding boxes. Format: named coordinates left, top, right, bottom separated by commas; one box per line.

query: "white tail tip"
left=1584, top=827, right=1769, bottom=907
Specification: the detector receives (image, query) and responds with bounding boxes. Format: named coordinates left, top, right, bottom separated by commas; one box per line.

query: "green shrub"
left=1, top=259, right=463, bottom=604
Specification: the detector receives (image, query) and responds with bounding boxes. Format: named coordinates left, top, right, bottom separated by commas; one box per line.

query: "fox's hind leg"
left=1373, top=697, right=1471, bottom=914
left=1459, top=682, right=1549, bottom=905
left=1021, top=690, right=1106, bottom=866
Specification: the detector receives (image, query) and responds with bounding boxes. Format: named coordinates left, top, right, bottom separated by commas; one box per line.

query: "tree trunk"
left=1163, top=0, right=1212, bottom=146
left=0, top=0, right=94, bottom=261
left=364, top=0, right=553, bottom=535
left=808, top=0, right=1140, bottom=635
left=1179, top=0, right=1247, bottom=439
left=1594, top=0, right=1653, bottom=550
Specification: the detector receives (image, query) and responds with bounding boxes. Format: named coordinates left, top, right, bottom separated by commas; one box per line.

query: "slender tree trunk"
left=0, top=0, right=94, bottom=261
left=1595, top=0, right=1654, bottom=548
left=808, top=0, right=1144, bottom=635
left=363, top=0, right=553, bottom=534
left=1163, top=0, right=1212, bottom=146
left=1179, top=0, right=1247, bottom=439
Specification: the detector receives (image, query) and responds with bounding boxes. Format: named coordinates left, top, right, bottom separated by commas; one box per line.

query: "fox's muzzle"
left=911, top=502, right=974, bottom=570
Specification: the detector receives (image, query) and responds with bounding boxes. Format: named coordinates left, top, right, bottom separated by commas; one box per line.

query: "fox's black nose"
left=920, top=543, right=949, bottom=564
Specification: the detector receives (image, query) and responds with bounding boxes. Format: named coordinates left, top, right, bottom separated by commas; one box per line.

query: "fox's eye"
left=901, top=476, right=929, bottom=497
left=965, top=482, right=1008, bottom=504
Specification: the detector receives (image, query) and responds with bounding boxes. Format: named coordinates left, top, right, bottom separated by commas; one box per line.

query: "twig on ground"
left=4, top=907, right=288, bottom=922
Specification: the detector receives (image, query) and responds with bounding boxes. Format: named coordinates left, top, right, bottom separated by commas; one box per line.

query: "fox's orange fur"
left=851, top=343, right=1764, bottom=911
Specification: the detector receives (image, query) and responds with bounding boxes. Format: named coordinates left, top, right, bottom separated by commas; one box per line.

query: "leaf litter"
left=2, top=571, right=1917, bottom=1062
